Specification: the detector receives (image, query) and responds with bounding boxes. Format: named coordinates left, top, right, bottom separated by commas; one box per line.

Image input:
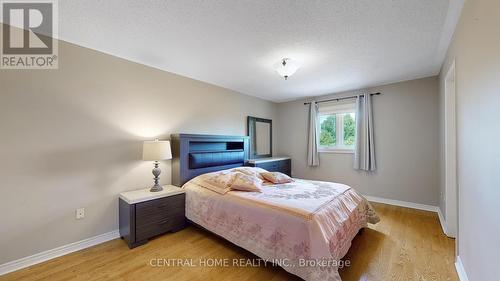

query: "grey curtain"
left=307, top=101, right=320, bottom=166
left=354, top=94, right=376, bottom=171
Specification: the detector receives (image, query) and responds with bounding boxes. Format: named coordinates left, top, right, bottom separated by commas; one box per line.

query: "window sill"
left=319, top=149, right=355, bottom=154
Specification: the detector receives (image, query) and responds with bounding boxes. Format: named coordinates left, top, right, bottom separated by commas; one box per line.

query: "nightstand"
left=119, top=185, right=186, bottom=248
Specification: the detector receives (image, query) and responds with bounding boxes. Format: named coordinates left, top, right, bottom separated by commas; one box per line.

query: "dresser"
left=246, top=157, right=291, bottom=176
left=119, top=185, right=186, bottom=248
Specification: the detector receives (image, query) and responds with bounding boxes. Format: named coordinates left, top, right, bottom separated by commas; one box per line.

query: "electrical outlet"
left=76, top=208, right=85, bottom=220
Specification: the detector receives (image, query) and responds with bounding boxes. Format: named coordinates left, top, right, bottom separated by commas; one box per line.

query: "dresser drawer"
left=136, top=216, right=185, bottom=242
left=278, top=159, right=291, bottom=175
left=250, top=158, right=291, bottom=176
left=136, top=194, right=185, bottom=226
left=256, top=161, right=279, bottom=171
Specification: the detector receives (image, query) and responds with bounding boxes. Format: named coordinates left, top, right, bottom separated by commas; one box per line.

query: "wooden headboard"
left=170, top=134, right=249, bottom=187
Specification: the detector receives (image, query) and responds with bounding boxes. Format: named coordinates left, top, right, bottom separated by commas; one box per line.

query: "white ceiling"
left=57, top=0, right=463, bottom=102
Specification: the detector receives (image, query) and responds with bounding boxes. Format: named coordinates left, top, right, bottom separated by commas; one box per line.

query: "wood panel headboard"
left=170, top=134, right=249, bottom=187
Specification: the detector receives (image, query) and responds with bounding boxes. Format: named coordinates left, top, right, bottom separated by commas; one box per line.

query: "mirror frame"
left=247, top=116, right=272, bottom=159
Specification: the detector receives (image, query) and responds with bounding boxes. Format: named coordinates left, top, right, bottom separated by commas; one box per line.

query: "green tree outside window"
left=320, top=115, right=336, bottom=146
left=343, top=113, right=356, bottom=146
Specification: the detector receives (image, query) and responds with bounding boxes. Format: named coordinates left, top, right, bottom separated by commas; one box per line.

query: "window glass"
left=317, top=101, right=356, bottom=151
left=319, top=114, right=336, bottom=146
left=343, top=113, right=356, bottom=146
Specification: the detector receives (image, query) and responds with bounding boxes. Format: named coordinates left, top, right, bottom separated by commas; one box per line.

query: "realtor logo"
left=1, top=0, right=58, bottom=69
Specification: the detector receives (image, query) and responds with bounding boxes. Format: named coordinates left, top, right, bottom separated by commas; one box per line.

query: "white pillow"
left=230, top=172, right=263, bottom=192
left=192, top=170, right=235, bottom=194
left=260, top=172, right=294, bottom=184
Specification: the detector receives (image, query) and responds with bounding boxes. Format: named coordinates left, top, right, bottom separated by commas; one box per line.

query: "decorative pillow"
left=230, top=172, right=263, bottom=192
left=232, top=167, right=268, bottom=180
left=192, top=170, right=235, bottom=194
left=260, top=172, right=294, bottom=184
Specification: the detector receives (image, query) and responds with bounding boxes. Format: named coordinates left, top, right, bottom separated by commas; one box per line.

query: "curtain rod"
left=303, top=92, right=381, bottom=105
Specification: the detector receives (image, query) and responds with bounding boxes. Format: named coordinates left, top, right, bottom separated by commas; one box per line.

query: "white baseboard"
left=0, top=229, right=120, bottom=276
left=455, top=256, right=470, bottom=281
left=364, top=195, right=439, bottom=213
left=437, top=207, right=449, bottom=235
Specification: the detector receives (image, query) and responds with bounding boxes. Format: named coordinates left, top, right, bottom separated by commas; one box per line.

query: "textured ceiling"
left=57, top=0, right=463, bottom=102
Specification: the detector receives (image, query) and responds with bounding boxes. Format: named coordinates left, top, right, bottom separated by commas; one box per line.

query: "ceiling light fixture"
left=273, top=58, right=300, bottom=80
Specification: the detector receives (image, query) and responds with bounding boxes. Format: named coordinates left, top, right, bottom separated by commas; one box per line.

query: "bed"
left=170, top=134, right=379, bottom=281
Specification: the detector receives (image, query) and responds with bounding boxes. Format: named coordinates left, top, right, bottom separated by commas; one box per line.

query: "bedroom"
left=0, top=1, right=498, bottom=281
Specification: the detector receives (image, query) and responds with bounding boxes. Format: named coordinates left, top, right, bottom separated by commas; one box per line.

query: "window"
left=318, top=102, right=356, bottom=152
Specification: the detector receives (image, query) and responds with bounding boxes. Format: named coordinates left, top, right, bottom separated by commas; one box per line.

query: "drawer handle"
left=157, top=204, right=169, bottom=209
left=158, top=219, right=169, bottom=225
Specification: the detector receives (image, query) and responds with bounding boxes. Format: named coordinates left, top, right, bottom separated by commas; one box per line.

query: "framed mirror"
left=247, top=116, right=272, bottom=159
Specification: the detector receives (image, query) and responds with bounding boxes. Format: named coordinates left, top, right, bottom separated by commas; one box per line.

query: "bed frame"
left=170, top=134, right=249, bottom=187
left=170, top=133, right=363, bottom=237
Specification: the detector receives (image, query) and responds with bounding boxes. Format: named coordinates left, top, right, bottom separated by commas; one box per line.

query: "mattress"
left=184, top=178, right=379, bottom=281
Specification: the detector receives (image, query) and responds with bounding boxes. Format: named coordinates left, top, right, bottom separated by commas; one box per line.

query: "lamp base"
left=150, top=184, right=163, bottom=192
left=150, top=161, right=163, bottom=192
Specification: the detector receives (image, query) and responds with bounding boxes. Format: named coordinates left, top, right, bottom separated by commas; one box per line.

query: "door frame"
left=444, top=60, right=458, bottom=239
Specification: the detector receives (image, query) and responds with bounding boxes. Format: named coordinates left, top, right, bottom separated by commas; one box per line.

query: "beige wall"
left=276, top=77, right=440, bottom=206
left=0, top=37, right=277, bottom=264
left=438, top=0, right=500, bottom=280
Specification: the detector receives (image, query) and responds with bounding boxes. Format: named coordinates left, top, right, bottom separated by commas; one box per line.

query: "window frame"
left=317, top=101, right=357, bottom=154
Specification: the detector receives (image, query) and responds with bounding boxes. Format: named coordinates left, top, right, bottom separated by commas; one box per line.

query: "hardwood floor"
left=1, top=203, right=457, bottom=281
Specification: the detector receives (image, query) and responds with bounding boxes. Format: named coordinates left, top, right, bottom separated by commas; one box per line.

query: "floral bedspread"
left=184, top=179, right=380, bottom=281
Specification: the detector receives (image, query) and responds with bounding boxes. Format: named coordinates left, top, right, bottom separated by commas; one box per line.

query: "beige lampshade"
left=142, top=139, right=172, bottom=161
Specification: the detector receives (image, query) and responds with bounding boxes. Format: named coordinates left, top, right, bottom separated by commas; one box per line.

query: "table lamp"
left=143, top=139, right=172, bottom=192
